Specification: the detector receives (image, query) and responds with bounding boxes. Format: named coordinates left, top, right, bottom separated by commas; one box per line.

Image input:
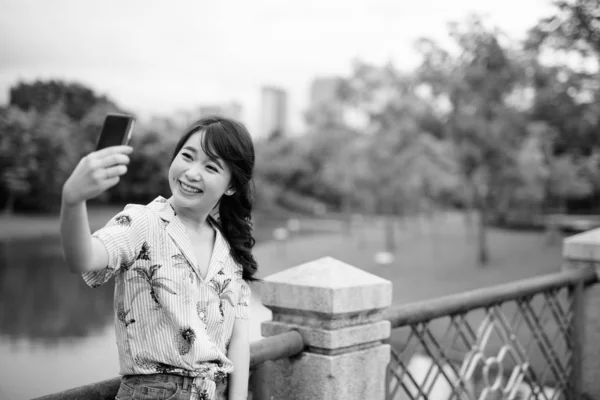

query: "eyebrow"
left=209, top=157, right=224, bottom=170
left=182, top=146, right=197, bottom=153
left=182, top=146, right=224, bottom=169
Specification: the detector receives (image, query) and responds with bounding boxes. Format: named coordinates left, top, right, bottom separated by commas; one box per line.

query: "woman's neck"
left=168, top=199, right=211, bottom=233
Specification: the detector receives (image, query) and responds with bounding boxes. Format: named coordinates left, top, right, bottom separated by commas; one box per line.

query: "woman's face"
left=168, top=131, right=233, bottom=214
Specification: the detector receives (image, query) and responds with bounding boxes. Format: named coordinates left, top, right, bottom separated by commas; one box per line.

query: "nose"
left=184, top=165, right=202, bottom=181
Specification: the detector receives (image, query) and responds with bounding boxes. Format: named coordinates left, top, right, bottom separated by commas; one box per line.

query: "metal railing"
left=34, top=330, right=304, bottom=400
left=383, top=267, right=597, bottom=400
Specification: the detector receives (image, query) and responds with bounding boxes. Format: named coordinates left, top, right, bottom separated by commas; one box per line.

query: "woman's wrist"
left=61, top=185, right=84, bottom=207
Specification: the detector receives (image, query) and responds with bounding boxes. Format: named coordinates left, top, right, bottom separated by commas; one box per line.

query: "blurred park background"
left=1, top=0, right=600, bottom=399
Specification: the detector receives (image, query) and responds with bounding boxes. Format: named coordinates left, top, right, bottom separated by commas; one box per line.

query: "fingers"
left=90, top=164, right=127, bottom=185
left=95, top=146, right=133, bottom=158
left=85, top=146, right=131, bottom=169
left=104, top=176, right=121, bottom=188
left=98, top=153, right=131, bottom=168
left=103, top=165, right=128, bottom=180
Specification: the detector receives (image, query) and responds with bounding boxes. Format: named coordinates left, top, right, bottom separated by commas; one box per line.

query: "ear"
left=225, top=188, right=236, bottom=196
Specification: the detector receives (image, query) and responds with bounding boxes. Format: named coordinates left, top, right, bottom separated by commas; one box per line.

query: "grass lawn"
left=253, top=212, right=567, bottom=301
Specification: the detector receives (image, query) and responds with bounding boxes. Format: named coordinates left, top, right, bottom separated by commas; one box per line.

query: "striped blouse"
left=82, top=196, right=251, bottom=400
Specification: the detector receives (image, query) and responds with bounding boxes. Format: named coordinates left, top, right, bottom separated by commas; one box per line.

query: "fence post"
left=257, top=256, right=392, bottom=400
left=563, top=228, right=600, bottom=399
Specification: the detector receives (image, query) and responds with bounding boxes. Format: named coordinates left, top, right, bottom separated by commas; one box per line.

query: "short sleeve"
left=235, top=278, right=252, bottom=319
left=82, top=204, right=149, bottom=288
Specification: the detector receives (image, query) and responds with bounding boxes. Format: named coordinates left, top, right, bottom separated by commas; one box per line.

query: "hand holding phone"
left=62, top=113, right=135, bottom=205
left=63, top=145, right=133, bottom=205
left=96, top=113, right=136, bottom=150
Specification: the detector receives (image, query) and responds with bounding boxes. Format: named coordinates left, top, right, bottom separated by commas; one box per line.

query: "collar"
left=147, top=196, right=230, bottom=272
left=148, top=196, right=176, bottom=223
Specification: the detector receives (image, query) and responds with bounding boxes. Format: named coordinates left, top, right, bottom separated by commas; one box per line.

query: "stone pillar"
left=563, top=228, right=600, bottom=398
left=258, top=257, right=392, bottom=400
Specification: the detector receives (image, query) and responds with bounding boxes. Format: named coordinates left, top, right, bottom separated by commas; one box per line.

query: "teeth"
left=180, top=182, right=201, bottom=193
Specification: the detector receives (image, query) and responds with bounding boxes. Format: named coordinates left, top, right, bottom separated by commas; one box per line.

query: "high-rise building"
left=260, top=86, right=287, bottom=138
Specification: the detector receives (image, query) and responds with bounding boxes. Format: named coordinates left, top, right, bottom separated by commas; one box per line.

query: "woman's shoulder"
left=109, top=198, right=166, bottom=227
left=122, top=197, right=168, bottom=214
left=120, top=203, right=148, bottom=213
left=116, top=203, right=150, bottom=220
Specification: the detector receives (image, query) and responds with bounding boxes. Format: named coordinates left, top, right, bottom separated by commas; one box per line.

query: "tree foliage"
left=9, top=80, right=120, bottom=122
left=527, top=0, right=600, bottom=58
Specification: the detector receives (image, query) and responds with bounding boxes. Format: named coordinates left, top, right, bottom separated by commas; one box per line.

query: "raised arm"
left=60, top=146, right=132, bottom=273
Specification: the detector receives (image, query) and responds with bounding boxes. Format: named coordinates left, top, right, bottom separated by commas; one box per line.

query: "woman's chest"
left=122, top=234, right=236, bottom=303
left=144, top=230, right=235, bottom=285
left=186, top=230, right=214, bottom=280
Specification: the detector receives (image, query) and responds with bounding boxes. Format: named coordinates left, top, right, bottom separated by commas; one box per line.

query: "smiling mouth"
left=179, top=181, right=203, bottom=195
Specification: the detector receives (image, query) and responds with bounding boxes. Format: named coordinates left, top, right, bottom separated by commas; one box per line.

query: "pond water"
left=0, top=235, right=270, bottom=400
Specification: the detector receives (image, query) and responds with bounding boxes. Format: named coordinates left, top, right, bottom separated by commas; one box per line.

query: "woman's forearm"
left=60, top=198, right=107, bottom=273
left=227, top=319, right=250, bottom=400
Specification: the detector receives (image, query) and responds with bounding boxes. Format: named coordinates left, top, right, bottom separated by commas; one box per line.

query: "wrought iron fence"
left=384, top=267, right=597, bottom=400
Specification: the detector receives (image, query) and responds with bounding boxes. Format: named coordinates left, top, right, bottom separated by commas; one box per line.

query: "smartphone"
left=95, top=114, right=136, bottom=151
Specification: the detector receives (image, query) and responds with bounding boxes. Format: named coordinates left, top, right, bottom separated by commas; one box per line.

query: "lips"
left=179, top=181, right=203, bottom=195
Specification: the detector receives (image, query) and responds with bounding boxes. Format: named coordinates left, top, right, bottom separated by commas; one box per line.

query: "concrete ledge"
left=268, top=307, right=386, bottom=330
left=563, top=228, right=600, bottom=262
left=262, top=320, right=391, bottom=351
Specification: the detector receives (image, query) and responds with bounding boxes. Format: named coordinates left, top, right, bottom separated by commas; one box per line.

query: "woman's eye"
left=207, top=165, right=218, bottom=172
left=181, top=152, right=192, bottom=160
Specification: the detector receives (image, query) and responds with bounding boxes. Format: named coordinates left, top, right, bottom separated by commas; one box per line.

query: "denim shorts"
left=115, top=373, right=227, bottom=400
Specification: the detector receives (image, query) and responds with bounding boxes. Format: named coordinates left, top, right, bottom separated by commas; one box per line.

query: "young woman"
left=60, top=116, right=258, bottom=400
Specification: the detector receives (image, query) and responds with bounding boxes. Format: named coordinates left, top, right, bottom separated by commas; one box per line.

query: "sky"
left=0, top=0, right=555, bottom=136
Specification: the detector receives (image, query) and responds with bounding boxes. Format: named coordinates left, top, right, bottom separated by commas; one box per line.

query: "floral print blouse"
left=82, top=196, right=251, bottom=400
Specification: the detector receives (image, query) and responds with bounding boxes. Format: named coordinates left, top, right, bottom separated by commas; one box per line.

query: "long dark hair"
left=170, top=116, right=258, bottom=282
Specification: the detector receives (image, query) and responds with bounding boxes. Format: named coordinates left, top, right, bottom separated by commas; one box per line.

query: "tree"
left=334, top=60, right=461, bottom=254
left=548, top=154, right=595, bottom=205
left=9, top=80, right=120, bottom=122
left=0, top=105, right=78, bottom=213
left=0, top=108, right=37, bottom=215
left=416, top=16, right=526, bottom=266
left=1, top=80, right=136, bottom=212
left=526, top=0, right=600, bottom=153
left=22, top=106, right=78, bottom=212
left=9, top=80, right=65, bottom=114
left=527, top=0, right=600, bottom=61
left=526, top=1, right=600, bottom=212
left=523, top=58, right=600, bottom=156
left=254, top=135, right=321, bottom=212
left=490, top=122, right=551, bottom=226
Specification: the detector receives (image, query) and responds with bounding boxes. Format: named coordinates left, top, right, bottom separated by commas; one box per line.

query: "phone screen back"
left=96, top=115, right=134, bottom=150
